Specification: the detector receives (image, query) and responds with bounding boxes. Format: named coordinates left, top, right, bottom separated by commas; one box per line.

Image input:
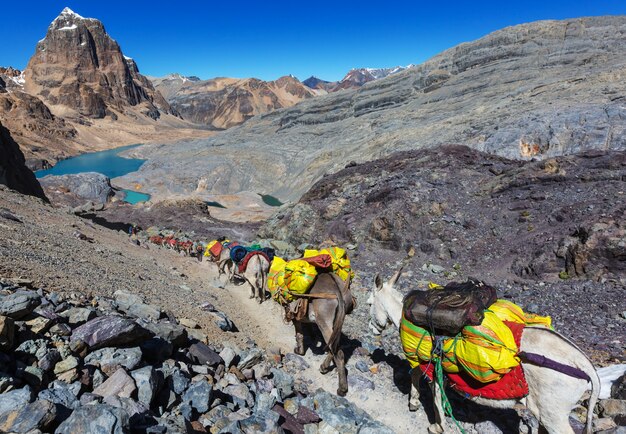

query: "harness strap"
left=518, top=351, right=591, bottom=382
left=288, top=292, right=337, bottom=300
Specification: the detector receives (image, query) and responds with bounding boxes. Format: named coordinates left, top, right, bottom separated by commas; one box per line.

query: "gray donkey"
left=292, top=273, right=354, bottom=396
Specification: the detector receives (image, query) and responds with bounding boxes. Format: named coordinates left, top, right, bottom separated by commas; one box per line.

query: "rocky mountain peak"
left=24, top=8, right=177, bottom=120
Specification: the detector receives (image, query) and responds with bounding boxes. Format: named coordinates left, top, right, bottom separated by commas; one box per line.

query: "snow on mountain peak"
left=60, top=7, right=84, bottom=19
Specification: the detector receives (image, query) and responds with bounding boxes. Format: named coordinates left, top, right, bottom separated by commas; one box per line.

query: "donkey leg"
left=334, top=348, right=347, bottom=397
left=320, top=353, right=334, bottom=374
left=427, top=380, right=449, bottom=434
left=409, top=368, right=421, bottom=411
left=293, top=321, right=305, bottom=355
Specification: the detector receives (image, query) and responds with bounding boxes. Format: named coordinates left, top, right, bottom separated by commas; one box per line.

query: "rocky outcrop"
left=124, top=16, right=626, bottom=204
left=0, top=72, right=78, bottom=169
left=261, top=145, right=626, bottom=283
left=39, top=172, right=113, bottom=205
left=0, top=121, right=46, bottom=199
left=24, top=8, right=177, bottom=121
left=152, top=74, right=315, bottom=129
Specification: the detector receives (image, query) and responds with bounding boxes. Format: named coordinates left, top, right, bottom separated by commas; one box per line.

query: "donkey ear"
left=374, top=274, right=383, bottom=291
left=390, top=265, right=404, bottom=286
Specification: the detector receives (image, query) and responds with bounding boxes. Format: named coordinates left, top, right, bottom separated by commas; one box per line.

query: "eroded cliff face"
left=0, top=121, right=46, bottom=199
left=122, top=16, right=626, bottom=204
left=24, top=8, right=176, bottom=120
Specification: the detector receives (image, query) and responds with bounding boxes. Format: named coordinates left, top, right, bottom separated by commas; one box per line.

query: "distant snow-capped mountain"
left=303, top=64, right=414, bottom=93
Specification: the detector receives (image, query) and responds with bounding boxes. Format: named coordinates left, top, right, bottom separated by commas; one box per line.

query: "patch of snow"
left=598, top=364, right=626, bottom=399
left=59, top=7, right=84, bottom=19
left=123, top=55, right=133, bottom=61
left=9, top=72, right=25, bottom=87
left=58, top=24, right=78, bottom=31
left=38, top=37, right=46, bottom=43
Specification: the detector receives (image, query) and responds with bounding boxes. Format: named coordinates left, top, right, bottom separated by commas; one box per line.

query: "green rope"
left=433, top=338, right=466, bottom=434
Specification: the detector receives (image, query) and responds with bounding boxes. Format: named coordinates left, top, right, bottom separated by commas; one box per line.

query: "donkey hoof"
left=409, top=402, right=421, bottom=412
left=294, top=347, right=305, bottom=356
left=319, top=365, right=331, bottom=375
left=337, top=387, right=347, bottom=397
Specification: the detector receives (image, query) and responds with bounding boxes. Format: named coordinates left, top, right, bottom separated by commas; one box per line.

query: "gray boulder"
left=0, top=386, right=32, bottom=414
left=130, top=366, right=160, bottom=407
left=183, top=378, right=212, bottom=414
left=0, top=291, right=41, bottom=319
left=0, top=399, right=56, bottom=433
left=141, top=321, right=187, bottom=347
left=71, top=315, right=151, bottom=349
left=114, top=291, right=161, bottom=322
left=85, top=347, right=143, bottom=375
left=39, top=172, right=113, bottom=204
left=60, top=307, right=96, bottom=325
left=54, top=404, right=130, bottom=434
left=188, top=342, right=222, bottom=367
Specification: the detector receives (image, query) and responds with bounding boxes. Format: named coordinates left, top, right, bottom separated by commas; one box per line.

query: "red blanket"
left=419, top=321, right=528, bottom=400
left=301, top=254, right=332, bottom=269
left=238, top=252, right=270, bottom=273
left=209, top=242, right=223, bottom=258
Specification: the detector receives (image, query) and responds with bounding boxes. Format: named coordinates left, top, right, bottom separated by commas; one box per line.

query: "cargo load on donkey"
left=400, top=279, right=552, bottom=385
left=268, top=246, right=354, bottom=306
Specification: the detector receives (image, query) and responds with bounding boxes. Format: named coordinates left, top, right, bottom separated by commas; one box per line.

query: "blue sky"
left=2, top=1, right=626, bottom=81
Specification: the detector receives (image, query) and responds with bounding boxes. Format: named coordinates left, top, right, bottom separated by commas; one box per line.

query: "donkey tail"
left=585, top=362, right=600, bottom=434
left=326, top=276, right=348, bottom=356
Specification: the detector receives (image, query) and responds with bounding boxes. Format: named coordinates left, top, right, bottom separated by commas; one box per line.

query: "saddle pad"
left=300, top=254, right=332, bottom=269
left=238, top=251, right=270, bottom=273
left=209, top=242, right=223, bottom=258
left=419, top=321, right=528, bottom=400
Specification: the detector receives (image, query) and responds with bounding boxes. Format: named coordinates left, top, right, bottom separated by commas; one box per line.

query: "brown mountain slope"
left=0, top=8, right=210, bottom=169
left=153, top=74, right=316, bottom=129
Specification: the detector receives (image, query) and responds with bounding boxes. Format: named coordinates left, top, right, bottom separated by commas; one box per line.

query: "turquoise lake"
left=35, top=144, right=151, bottom=204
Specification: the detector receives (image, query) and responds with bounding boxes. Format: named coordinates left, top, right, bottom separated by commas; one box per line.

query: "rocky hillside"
left=121, top=16, right=626, bottom=204
left=152, top=74, right=316, bottom=129
left=0, top=121, right=46, bottom=199
left=259, top=145, right=626, bottom=363
left=0, top=9, right=210, bottom=168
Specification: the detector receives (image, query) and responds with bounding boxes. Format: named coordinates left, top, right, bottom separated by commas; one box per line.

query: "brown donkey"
left=292, top=273, right=354, bottom=396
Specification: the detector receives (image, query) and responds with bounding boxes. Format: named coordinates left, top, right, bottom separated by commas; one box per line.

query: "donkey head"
left=367, top=266, right=403, bottom=335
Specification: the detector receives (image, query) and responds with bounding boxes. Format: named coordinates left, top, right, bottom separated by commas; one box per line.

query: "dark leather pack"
left=403, top=278, right=497, bottom=335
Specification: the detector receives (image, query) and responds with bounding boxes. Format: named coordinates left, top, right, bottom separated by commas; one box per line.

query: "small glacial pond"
left=260, top=194, right=283, bottom=207
left=35, top=144, right=151, bottom=204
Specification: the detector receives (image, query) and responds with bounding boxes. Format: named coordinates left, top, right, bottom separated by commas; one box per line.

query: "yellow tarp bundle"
left=489, top=299, right=552, bottom=328
left=204, top=240, right=218, bottom=257
left=304, top=247, right=354, bottom=281
left=268, top=257, right=318, bottom=303
left=400, top=300, right=551, bottom=383
left=268, top=257, right=289, bottom=302
left=284, top=259, right=318, bottom=294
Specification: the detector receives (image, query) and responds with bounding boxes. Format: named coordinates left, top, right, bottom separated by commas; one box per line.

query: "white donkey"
left=239, top=254, right=270, bottom=303
left=367, top=268, right=599, bottom=434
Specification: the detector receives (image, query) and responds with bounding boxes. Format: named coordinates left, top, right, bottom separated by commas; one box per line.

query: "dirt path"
left=181, top=258, right=432, bottom=433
